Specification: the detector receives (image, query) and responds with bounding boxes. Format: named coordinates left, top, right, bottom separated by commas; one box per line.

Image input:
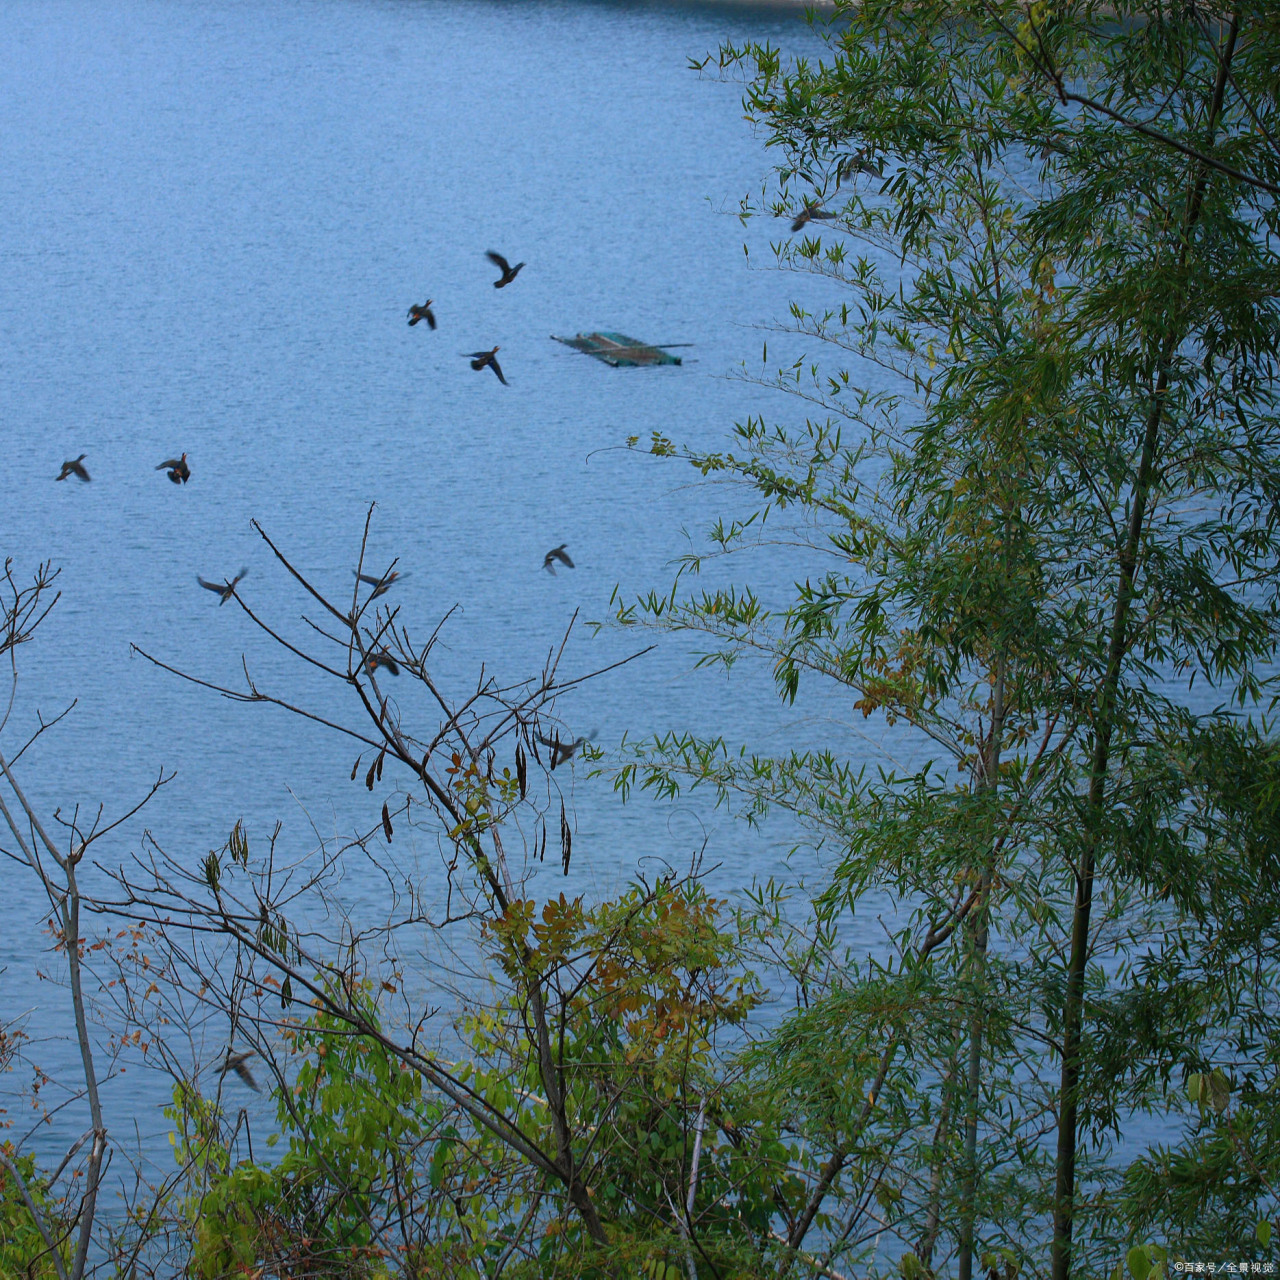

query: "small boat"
left=551, top=331, right=687, bottom=368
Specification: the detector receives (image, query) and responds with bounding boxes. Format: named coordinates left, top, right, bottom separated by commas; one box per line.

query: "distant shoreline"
left=668, top=0, right=837, bottom=9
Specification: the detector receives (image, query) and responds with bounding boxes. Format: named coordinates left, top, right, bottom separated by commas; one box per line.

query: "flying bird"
left=218, top=1049, right=259, bottom=1092
left=790, top=203, right=837, bottom=233
left=354, top=569, right=403, bottom=598
left=156, top=453, right=191, bottom=484
left=197, top=568, right=247, bottom=605
left=538, top=732, right=588, bottom=770
left=407, top=300, right=436, bottom=329
left=56, top=455, right=90, bottom=482
left=485, top=251, right=525, bottom=288
left=543, top=545, right=574, bottom=574
left=464, top=347, right=507, bottom=384
left=365, top=650, right=401, bottom=676
left=838, top=150, right=883, bottom=181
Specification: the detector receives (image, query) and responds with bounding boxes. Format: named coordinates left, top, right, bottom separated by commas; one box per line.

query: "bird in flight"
left=365, top=650, right=401, bottom=676
left=543, top=545, right=574, bottom=574
left=485, top=251, right=525, bottom=288
left=197, top=568, right=247, bottom=604
left=157, top=453, right=191, bottom=484
left=464, top=347, right=507, bottom=384
left=538, top=732, right=588, bottom=770
left=790, top=203, right=837, bottom=232
left=56, top=455, right=90, bottom=482
left=218, top=1049, right=259, bottom=1091
left=408, top=300, right=436, bottom=329
left=354, top=569, right=403, bottom=599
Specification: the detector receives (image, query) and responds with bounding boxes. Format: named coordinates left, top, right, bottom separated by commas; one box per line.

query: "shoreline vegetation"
left=3, top=1, right=1279, bottom=1278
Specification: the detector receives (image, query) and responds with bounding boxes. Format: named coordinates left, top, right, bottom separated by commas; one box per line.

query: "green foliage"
left=611, top=0, right=1280, bottom=1273
left=170, top=987, right=441, bottom=1279
left=0, top=1144, right=68, bottom=1279
left=459, top=879, right=788, bottom=1276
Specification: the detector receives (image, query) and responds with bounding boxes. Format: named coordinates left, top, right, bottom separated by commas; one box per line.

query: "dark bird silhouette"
left=197, top=568, right=247, bottom=605
left=485, top=251, right=525, bottom=288
left=543, top=545, right=574, bottom=574
left=408, top=300, right=436, bottom=329
left=56, top=454, right=90, bottom=482
left=790, top=203, right=837, bottom=233
left=365, top=650, right=401, bottom=676
left=354, top=569, right=403, bottom=599
left=464, top=347, right=507, bottom=385
left=218, top=1049, right=259, bottom=1091
left=156, top=453, right=190, bottom=484
left=838, top=150, right=883, bottom=182
left=538, top=732, right=588, bottom=770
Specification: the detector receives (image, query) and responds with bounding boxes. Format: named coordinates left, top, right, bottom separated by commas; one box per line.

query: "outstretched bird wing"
left=486, top=250, right=511, bottom=274
left=488, top=355, right=508, bottom=385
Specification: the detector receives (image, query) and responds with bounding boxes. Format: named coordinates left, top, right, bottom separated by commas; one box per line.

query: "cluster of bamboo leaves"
left=612, top=1, right=1280, bottom=1275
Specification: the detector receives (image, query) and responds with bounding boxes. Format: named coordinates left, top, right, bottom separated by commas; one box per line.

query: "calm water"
left=1, top=1, right=1231, bottom=1252
left=0, top=0, right=897, bottom=1189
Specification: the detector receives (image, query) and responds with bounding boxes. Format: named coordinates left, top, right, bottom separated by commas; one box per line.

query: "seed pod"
left=560, top=800, right=571, bottom=876
left=365, top=758, right=378, bottom=791
left=515, top=742, right=527, bottom=800
left=281, top=975, right=292, bottom=1009
left=382, top=802, right=393, bottom=842
left=350, top=755, right=362, bottom=782
left=376, top=749, right=385, bottom=781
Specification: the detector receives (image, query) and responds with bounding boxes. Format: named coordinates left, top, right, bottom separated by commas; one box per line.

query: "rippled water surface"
left=1, top=0, right=901, bottom=1175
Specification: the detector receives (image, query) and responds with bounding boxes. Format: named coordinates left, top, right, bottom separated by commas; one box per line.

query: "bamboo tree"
left=617, top=0, right=1280, bottom=1270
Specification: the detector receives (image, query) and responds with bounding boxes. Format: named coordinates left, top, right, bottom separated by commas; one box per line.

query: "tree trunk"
left=1049, top=21, right=1239, bottom=1277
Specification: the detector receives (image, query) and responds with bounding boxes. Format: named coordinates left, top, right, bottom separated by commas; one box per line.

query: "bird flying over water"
left=537, top=732, right=589, bottom=770
left=408, top=300, right=436, bottom=329
left=354, top=569, right=403, bottom=598
left=157, top=453, right=190, bottom=484
left=790, top=203, right=837, bottom=233
left=485, top=251, right=524, bottom=288
left=464, top=347, right=507, bottom=384
left=365, top=650, right=401, bottom=676
left=218, top=1049, right=259, bottom=1091
left=197, top=569, right=247, bottom=604
left=543, top=545, right=574, bottom=574
left=56, top=454, right=90, bottom=482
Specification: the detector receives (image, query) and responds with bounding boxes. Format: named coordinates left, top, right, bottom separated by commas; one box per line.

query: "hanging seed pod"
left=560, top=800, right=571, bottom=876
left=229, top=820, right=249, bottom=866
left=350, top=755, right=362, bottom=782
left=203, top=852, right=221, bottom=892
left=365, top=757, right=378, bottom=791
left=281, top=975, right=293, bottom=1009
left=382, top=802, right=393, bottom=842
left=376, top=749, right=386, bottom=781
left=515, top=742, right=527, bottom=800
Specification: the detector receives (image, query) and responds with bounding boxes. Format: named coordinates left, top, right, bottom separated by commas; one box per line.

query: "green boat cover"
left=551, top=331, right=683, bottom=367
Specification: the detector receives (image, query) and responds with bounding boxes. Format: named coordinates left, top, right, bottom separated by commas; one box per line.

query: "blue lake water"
left=0, top=0, right=1239, bottom=1259
left=0, top=0, right=901, bottom=1191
